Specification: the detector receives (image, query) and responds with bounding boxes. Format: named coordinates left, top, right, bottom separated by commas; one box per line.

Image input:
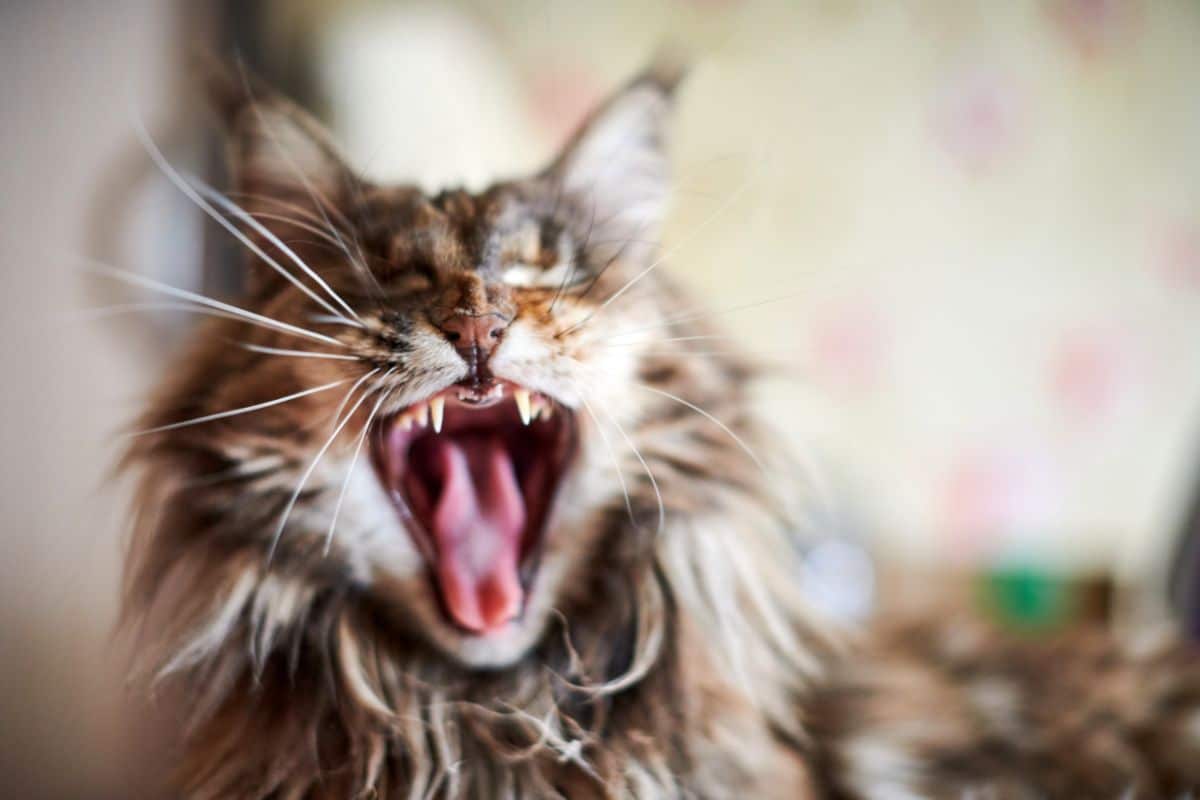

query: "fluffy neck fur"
left=125, top=351, right=835, bottom=799
left=120, top=61, right=838, bottom=799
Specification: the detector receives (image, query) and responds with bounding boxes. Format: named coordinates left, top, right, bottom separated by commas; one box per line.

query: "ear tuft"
left=198, top=56, right=355, bottom=215
left=635, top=48, right=688, bottom=98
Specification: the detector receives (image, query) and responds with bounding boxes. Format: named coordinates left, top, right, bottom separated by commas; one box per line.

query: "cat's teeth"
left=397, top=414, right=413, bottom=431
left=429, top=396, right=445, bottom=433
left=414, top=403, right=429, bottom=428
left=529, top=396, right=550, bottom=421
left=514, top=389, right=532, bottom=426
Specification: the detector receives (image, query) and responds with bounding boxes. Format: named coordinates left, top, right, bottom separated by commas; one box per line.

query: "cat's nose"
left=438, top=313, right=511, bottom=378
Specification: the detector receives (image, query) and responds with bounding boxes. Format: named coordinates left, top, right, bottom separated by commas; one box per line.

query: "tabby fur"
left=120, top=62, right=1200, bottom=799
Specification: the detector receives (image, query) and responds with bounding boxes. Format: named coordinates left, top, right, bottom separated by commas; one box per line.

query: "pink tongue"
left=427, top=434, right=526, bottom=633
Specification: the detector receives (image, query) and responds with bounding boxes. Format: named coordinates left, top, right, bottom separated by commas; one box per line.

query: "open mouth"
left=370, top=381, right=576, bottom=635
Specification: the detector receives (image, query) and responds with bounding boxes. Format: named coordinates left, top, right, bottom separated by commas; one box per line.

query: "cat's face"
left=138, top=67, right=697, bottom=668
left=333, top=180, right=662, bottom=667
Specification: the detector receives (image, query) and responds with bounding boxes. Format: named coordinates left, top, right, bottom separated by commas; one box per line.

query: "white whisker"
left=597, top=335, right=732, bottom=349
left=572, top=387, right=635, bottom=526
left=556, top=166, right=755, bottom=337
left=605, top=289, right=808, bottom=340
left=308, top=313, right=357, bottom=326
left=194, top=180, right=363, bottom=325
left=324, top=372, right=396, bottom=555
left=328, top=368, right=383, bottom=434
left=70, top=301, right=234, bottom=323
left=84, top=261, right=346, bottom=347
left=239, top=66, right=381, bottom=298
left=593, top=395, right=665, bottom=537
left=613, top=349, right=745, bottom=358
left=634, top=382, right=766, bottom=474
left=267, top=368, right=382, bottom=563
left=128, top=109, right=360, bottom=327
left=240, top=343, right=362, bottom=362
left=131, top=377, right=355, bottom=436
left=232, top=192, right=349, bottom=233
left=247, top=211, right=352, bottom=249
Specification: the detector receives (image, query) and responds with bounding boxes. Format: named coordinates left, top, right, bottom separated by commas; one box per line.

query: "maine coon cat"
left=121, top=60, right=1200, bottom=798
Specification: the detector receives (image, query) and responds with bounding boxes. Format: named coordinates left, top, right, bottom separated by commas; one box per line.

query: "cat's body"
left=121, top=62, right=1200, bottom=798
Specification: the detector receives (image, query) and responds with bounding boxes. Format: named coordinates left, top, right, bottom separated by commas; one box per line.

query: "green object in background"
left=977, top=566, right=1073, bottom=633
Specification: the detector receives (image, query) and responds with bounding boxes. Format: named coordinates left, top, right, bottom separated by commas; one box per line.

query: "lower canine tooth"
left=429, top=396, right=445, bottom=433
left=514, top=389, right=532, bottom=425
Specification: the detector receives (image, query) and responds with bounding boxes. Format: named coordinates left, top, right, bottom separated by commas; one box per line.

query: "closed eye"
left=500, top=260, right=585, bottom=290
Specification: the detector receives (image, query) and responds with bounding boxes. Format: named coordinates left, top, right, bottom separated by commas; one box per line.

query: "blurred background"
left=3, top=0, right=1200, bottom=796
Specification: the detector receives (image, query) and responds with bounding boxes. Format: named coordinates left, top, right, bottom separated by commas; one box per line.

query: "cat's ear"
left=204, top=61, right=358, bottom=227
left=546, top=58, right=685, bottom=262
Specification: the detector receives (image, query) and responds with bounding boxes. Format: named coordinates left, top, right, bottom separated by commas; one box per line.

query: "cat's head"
left=127, top=61, right=759, bottom=674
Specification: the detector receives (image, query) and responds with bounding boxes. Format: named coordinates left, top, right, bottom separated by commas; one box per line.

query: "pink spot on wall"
left=941, top=446, right=1062, bottom=563
left=1049, top=327, right=1141, bottom=427
left=931, top=67, right=1027, bottom=175
left=809, top=301, right=889, bottom=393
left=526, top=62, right=604, bottom=150
left=1157, top=222, right=1200, bottom=292
left=1049, top=0, right=1143, bottom=60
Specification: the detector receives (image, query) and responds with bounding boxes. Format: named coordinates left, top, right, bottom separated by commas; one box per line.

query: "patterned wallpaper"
left=292, top=0, right=1200, bottom=582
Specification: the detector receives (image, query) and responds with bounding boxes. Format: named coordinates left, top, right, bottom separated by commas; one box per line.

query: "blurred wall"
left=292, top=0, right=1200, bottom=579
left=0, top=1, right=183, bottom=796
left=3, top=0, right=1200, bottom=795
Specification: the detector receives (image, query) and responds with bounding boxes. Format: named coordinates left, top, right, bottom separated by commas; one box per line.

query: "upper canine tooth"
left=514, top=389, right=532, bottom=426
left=429, top=396, right=445, bottom=433
left=414, top=403, right=429, bottom=428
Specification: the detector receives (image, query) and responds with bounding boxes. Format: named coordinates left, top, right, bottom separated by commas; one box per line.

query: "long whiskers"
left=596, top=334, right=732, bottom=349
left=71, top=301, right=239, bottom=323
left=228, top=192, right=355, bottom=239
left=572, top=387, right=635, bottom=527
left=128, top=111, right=360, bottom=328
left=324, top=377, right=396, bottom=555
left=194, top=180, right=363, bottom=325
left=555, top=166, right=755, bottom=338
left=573, top=372, right=665, bottom=536
left=84, top=260, right=345, bottom=347
left=131, top=377, right=356, bottom=436
left=237, top=64, right=384, bottom=304
left=633, top=382, right=766, bottom=474
left=604, top=289, right=808, bottom=341
left=239, top=343, right=363, bottom=363
left=592, top=394, right=665, bottom=537
left=328, top=368, right=385, bottom=434
left=247, top=211, right=355, bottom=251
left=266, top=368, right=384, bottom=563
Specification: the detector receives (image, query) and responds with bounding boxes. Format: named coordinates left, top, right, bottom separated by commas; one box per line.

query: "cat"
left=120, top=59, right=1200, bottom=799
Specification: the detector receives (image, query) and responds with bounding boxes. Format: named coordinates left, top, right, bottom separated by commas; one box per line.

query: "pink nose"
left=438, top=314, right=511, bottom=387
left=438, top=313, right=509, bottom=356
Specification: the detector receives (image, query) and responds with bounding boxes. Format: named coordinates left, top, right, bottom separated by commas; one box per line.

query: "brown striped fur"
left=120, top=62, right=1200, bottom=798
